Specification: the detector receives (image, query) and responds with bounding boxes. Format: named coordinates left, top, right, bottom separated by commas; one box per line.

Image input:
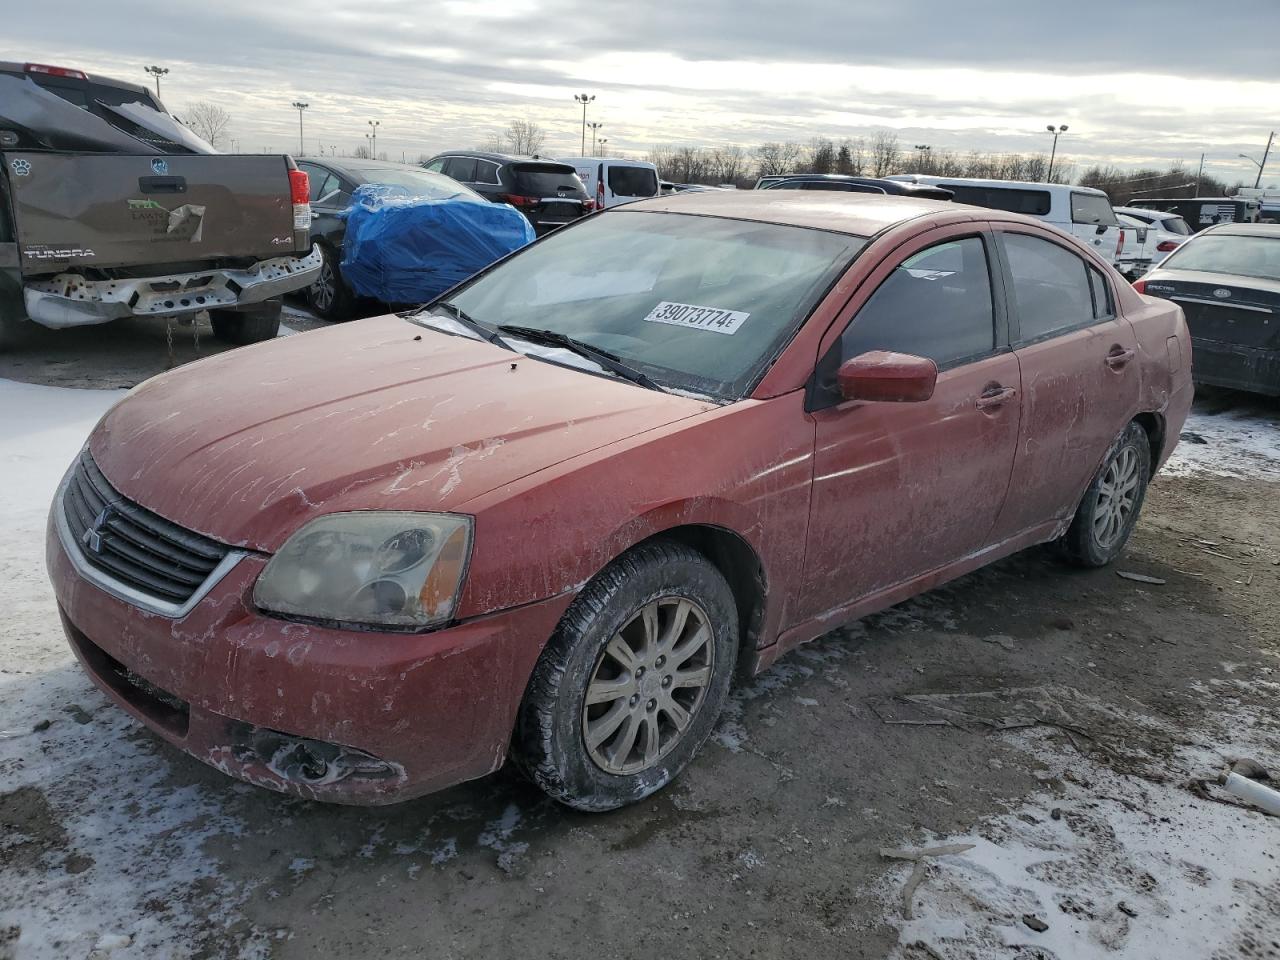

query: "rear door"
left=7, top=152, right=300, bottom=273
left=988, top=227, right=1140, bottom=541
left=604, top=163, right=659, bottom=206
left=796, top=227, right=1022, bottom=621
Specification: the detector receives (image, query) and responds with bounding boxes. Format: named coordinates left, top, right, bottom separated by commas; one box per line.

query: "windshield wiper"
left=496, top=325, right=664, bottom=392
left=424, top=302, right=513, bottom=351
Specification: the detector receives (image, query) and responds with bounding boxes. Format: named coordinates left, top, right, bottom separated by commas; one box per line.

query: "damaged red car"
left=48, top=191, right=1192, bottom=811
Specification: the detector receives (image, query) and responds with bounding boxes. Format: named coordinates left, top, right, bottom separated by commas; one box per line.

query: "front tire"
left=512, top=540, right=739, bottom=812
left=1057, top=422, right=1152, bottom=567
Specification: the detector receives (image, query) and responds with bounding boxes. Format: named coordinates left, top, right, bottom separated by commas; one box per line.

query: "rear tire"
left=209, top=302, right=281, bottom=345
left=1056, top=422, right=1151, bottom=567
left=512, top=540, right=739, bottom=812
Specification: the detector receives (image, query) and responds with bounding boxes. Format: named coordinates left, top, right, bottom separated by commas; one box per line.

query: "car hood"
left=92, top=314, right=713, bottom=551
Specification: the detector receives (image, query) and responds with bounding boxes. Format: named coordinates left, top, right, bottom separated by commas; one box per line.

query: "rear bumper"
left=1191, top=337, right=1280, bottom=396
left=22, top=245, right=322, bottom=329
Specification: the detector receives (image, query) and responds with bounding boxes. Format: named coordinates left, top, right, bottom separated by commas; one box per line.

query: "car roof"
left=427, top=151, right=570, bottom=166
left=302, top=157, right=443, bottom=179
left=617, top=190, right=955, bottom=237
left=1200, top=222, right=1280, bottom=239
left=890, top=174, right=1106, bottom=196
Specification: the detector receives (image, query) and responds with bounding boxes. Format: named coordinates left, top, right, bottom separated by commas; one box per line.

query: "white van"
left=559, top=157, right=660, bottom=209
left=887, top=175, right=1127, bottom=268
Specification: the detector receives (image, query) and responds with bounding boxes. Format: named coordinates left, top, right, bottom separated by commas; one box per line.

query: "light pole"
left=364, top=133, right=374, bottom=158
left=913, top=144, right=931, bottom=171
left=144, top=65, right=169, bottom=98
left=368, top=119, right=380, bottom=159
left=1240, top=131, right=1275, bottom=188
left=574, top=93, right=595, bottom=155
left=598, top=138, right=608, bottom=157
left=291, top=101, right=309, bottom=156
left=588, top=121, right=604, bottom=156
left=1046, top=124, right=1069, bottom=181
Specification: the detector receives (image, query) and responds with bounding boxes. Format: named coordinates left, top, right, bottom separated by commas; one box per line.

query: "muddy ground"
left=1, top=320, right=1277, bottom=960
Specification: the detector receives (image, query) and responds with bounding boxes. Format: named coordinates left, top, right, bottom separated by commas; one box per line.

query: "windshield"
left=429, top=211, right=863, bottom=399
left=349, top=167, right=482, bottom=200
left=1161, top=234, right=1280, bottom=282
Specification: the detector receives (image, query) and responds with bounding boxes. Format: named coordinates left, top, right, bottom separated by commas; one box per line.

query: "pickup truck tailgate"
left=6, top=152, right=306, bottom=273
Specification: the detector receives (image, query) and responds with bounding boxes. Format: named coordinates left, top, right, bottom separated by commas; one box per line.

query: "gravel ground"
left=1, top=321, right=1277, bottom=960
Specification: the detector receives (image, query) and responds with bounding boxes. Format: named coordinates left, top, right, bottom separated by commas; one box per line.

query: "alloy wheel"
left=582, top=597, right=715, bottom=775
left=1094, top=446, right=1141, bottom=548
left=311, top=258, right=335, bottom=312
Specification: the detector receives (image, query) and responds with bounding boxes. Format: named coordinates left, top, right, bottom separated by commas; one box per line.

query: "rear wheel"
left=1056, top=422, right=1151, bottom=567
left=209, top=302, right=281, bottom=346
left=306, top=245, right=354, bottom=321
left=512, top=540, right=739, bottom=812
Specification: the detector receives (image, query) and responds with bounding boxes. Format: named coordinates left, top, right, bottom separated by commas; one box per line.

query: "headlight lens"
left=254, top=512, right=472, bottom=628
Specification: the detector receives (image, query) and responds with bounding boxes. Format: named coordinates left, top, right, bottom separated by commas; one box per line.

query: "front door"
left=987, top=228, right=1141, bottom=540
left=797, top=229, right=1022, bottom=622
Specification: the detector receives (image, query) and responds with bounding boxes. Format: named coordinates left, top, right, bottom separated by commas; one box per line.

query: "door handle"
left=976, top=386, right=1017, bottom=410
left=1105, top=347, right=1136, bottom=369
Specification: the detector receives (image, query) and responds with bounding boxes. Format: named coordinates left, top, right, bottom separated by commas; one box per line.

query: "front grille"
left=62, top=451, right=229, bottom=606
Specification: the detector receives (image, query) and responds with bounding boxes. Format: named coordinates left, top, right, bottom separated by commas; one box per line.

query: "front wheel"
left=1056, top=422, right=1152, bottom=567
left=512, top=540, right=739, bottom=812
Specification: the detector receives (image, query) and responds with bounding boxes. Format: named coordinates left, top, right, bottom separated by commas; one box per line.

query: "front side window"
left=1003, top=233, right=1097, bottom=341
left=423, top=159, right=445, bottom=173
left=435, top=211, right=864, bottom=399
left=1071, top=192, right=1119, bottom=226
left=834, top=236, right=996, bottom=369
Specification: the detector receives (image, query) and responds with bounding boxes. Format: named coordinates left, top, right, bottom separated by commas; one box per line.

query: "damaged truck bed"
left=0, top=62, right=320, bottom=347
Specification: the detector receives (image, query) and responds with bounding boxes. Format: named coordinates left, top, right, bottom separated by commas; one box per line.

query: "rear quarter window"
left=607, top=166, right=659, bottom=198
left=944, top=185, right=1051, bottom=217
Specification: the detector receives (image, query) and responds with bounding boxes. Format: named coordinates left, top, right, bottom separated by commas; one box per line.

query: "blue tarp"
left=340, top=184, right=535, bottom=303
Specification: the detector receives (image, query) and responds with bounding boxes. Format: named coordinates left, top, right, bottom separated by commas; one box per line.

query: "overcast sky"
left=10, top=0, right=1280, bottom=183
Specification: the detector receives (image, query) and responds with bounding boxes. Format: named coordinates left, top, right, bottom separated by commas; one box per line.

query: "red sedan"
left=47, top=191, right=1191, bottom=811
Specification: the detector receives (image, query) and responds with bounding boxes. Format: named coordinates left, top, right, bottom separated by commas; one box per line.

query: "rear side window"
left=1071, top=192, right=1118, bottom=226
left=443, top=157, right=477, bottom=181
left=510, top=164, right=588, bottom=198
left=475, top=160, right=501, bottom=185
left=1161, top=216, right=1192, bottom=236
left=607, top=166, right=658, bottom=198
left=836, top=237, right=996, bottom=369
left=943, top=185, right=1051, bottom=217
left=1003, top=233, right=1098, bottom=341
left=1088, top=266, right=1113, bottom=319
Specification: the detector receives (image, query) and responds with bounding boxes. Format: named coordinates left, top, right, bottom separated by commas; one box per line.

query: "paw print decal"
left=10, top=159, right=31, bottom=177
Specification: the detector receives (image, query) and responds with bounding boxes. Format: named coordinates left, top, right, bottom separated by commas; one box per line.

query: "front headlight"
left=253, top=512, right=472, bottom=629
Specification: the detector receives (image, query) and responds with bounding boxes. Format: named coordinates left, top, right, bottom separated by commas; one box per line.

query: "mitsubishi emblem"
left=83, top=507, right=111, bottom=554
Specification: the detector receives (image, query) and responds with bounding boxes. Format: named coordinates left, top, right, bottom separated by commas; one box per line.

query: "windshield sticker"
left=643, top=301, right=749, bottom=335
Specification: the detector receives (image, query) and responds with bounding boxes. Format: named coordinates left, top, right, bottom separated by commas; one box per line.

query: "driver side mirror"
left=837, top=351, right=938, bottom=403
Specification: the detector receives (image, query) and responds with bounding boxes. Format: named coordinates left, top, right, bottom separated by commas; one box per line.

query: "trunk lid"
left=1142, top=271, right=1280, bottom=349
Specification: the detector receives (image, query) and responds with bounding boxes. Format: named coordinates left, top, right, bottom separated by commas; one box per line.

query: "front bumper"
left=23, top=245, right=323, bottom=329
left=47, top=504, right=573, bottom=805
left=1191, top=337, right=1280, bottom=397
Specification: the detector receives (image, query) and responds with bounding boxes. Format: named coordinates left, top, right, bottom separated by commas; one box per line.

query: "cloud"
left=9, top=0, right=1279, bottom=182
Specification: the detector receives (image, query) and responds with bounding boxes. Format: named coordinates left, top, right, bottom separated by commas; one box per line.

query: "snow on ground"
left=0, top=380, right=267, bottom=959
left=877, top=690, right=1280, bottom=960
left=1164, top=408, right=1280, bottom=482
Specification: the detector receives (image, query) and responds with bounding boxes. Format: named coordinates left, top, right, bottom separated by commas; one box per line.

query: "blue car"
left=297, top=158, right=534, bottom=320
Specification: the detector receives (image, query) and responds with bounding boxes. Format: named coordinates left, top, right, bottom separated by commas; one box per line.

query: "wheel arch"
left=1131, top=411, right=1166, bottom=478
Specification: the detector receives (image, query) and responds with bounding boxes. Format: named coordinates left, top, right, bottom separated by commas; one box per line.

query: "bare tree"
left=183, top=102, right=231, bottom=149
left=754, top=141, right=803, bottom=177
left=869, top=131, right=901, bottom=177
left=352, top=144, right=371, bottom=159
left=505, top=119, right=546, bottom=155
